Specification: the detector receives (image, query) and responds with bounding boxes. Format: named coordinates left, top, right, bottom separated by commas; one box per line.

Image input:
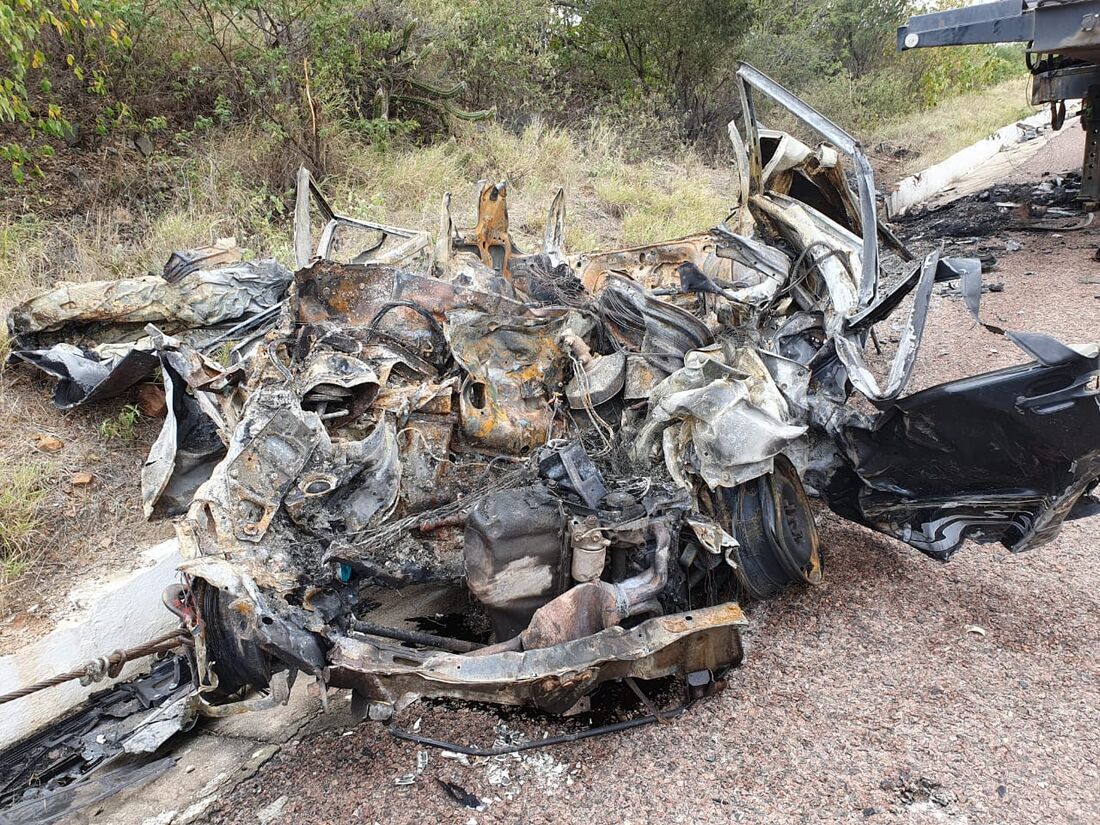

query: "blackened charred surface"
left=838, top=354, right=1100, bottom=558
left=9, top=346, right=160, bottom=410
left=338, top=536, right=466, bottom=588
left=857, top=361, right=1100, bottom=495
left=463, top=484, right=568, bottom=641
left=0, top=654, right=193, bottom=813
left=709, top=455, right=822, bottom=599
left=192, top=579, right=272, bottom=699
left=142, top=350, right=227, bottom=519
left=411, top=610, right=493, bottom=646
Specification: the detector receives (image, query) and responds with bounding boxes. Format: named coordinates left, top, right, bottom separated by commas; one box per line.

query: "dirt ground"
left=207, top=517, right=1100, bottom=825
left=202, top=127, right=1100, bottom=824
left=0, top=367, right=173, bottom=652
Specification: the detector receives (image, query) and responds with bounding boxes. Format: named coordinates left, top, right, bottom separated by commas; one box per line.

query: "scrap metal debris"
left=8, top=251, right=290, bottom=413
left=0, top=655, right=193, bottom=824
left=898, top=172, right=1092, bottom=240
left=4, top=65, right=1099, bottom=802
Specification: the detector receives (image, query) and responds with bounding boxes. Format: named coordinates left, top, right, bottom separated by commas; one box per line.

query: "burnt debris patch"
left=4, top=65, right=1098, bottom=747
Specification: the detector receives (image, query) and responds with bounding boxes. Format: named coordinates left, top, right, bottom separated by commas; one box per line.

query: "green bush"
left=733, top=2, right=1025, bottom=136
left=0, top=0, right=1030, bottom=186
left=0, top=0, right=135, bottom=181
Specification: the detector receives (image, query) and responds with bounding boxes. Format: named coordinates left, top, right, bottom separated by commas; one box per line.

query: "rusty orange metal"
left=473, top=181, right=513, bottom=280
left=575, top=233, right=734, bottom=294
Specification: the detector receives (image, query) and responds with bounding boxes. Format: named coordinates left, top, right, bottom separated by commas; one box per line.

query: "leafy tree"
left=165, top=1, right=491, bottom=172
left=0, top=0, right=133, bottom=181
left=823, top=0, right=911, bottom=77
left=554, top=0, right=754, bottom=139
left=0, top=0, right=1028, bottom=185
left=412, top=0, right=560, bottom=118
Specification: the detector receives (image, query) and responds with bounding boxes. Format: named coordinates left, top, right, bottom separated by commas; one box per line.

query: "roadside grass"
left=0, top=216, right=53, bottom=302
left=324, top=119, right=733, bottom=251
left=0, top=76, right=1035, bottom=311
left=0, top=119, right=733, bottom=312
left=98, top=404, right=143, bottom=442
left=870, top=75, right=1038, bottom=175
left=0, top=462, right=50, bottom=587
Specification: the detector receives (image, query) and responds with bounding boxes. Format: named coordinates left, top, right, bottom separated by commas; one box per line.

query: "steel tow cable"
left=0, top=629, right=190, bottom=706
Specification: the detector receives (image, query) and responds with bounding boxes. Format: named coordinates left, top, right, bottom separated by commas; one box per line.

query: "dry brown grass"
left=868, top=76, right=1038, bottom=183
left=0, top=460, right=49, bottom=580
left=327, top=119, right=733, bottom=251
left=0, top=121, right=732, bottom=309
left=0, top=365, right=172, bottom=646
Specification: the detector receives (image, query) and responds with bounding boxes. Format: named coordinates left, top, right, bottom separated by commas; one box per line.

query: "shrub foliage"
left=0, top=0, right=1025, bottom=182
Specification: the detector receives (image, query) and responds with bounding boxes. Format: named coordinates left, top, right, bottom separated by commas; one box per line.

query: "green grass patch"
left=98, top=404, right=142, bottom=443
left=0, top=462, right=49, bottom=581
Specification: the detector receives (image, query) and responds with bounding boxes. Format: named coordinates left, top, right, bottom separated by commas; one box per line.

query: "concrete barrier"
left=0, top=539, right=182, bottom=748
left=886, top=109, right=1058, bottom=218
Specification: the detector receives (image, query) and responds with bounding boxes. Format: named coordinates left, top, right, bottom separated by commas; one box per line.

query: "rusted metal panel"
left=328, top=603, right=746, bottom=714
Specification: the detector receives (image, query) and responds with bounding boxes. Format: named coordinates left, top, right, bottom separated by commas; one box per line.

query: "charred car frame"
left=8, top=65, right=1100, bottom=733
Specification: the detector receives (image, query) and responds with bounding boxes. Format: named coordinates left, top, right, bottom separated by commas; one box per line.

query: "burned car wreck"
left=8, top=64, right=1100, bottom=733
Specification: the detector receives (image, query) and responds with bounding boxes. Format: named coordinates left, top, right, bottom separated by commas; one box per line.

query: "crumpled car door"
left=734, top=63, right=1100, bottom=561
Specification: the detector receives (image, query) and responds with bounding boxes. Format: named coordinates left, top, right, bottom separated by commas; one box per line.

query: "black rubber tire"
left=193, top=578, right=272, bottom=699
left=763, top=454, right=823, bottom=587
left=720, top=455, right=823, bottom=599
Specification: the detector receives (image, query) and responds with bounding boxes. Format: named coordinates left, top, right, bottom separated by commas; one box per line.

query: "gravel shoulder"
left=209, top=517, right=1099, bottom=825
